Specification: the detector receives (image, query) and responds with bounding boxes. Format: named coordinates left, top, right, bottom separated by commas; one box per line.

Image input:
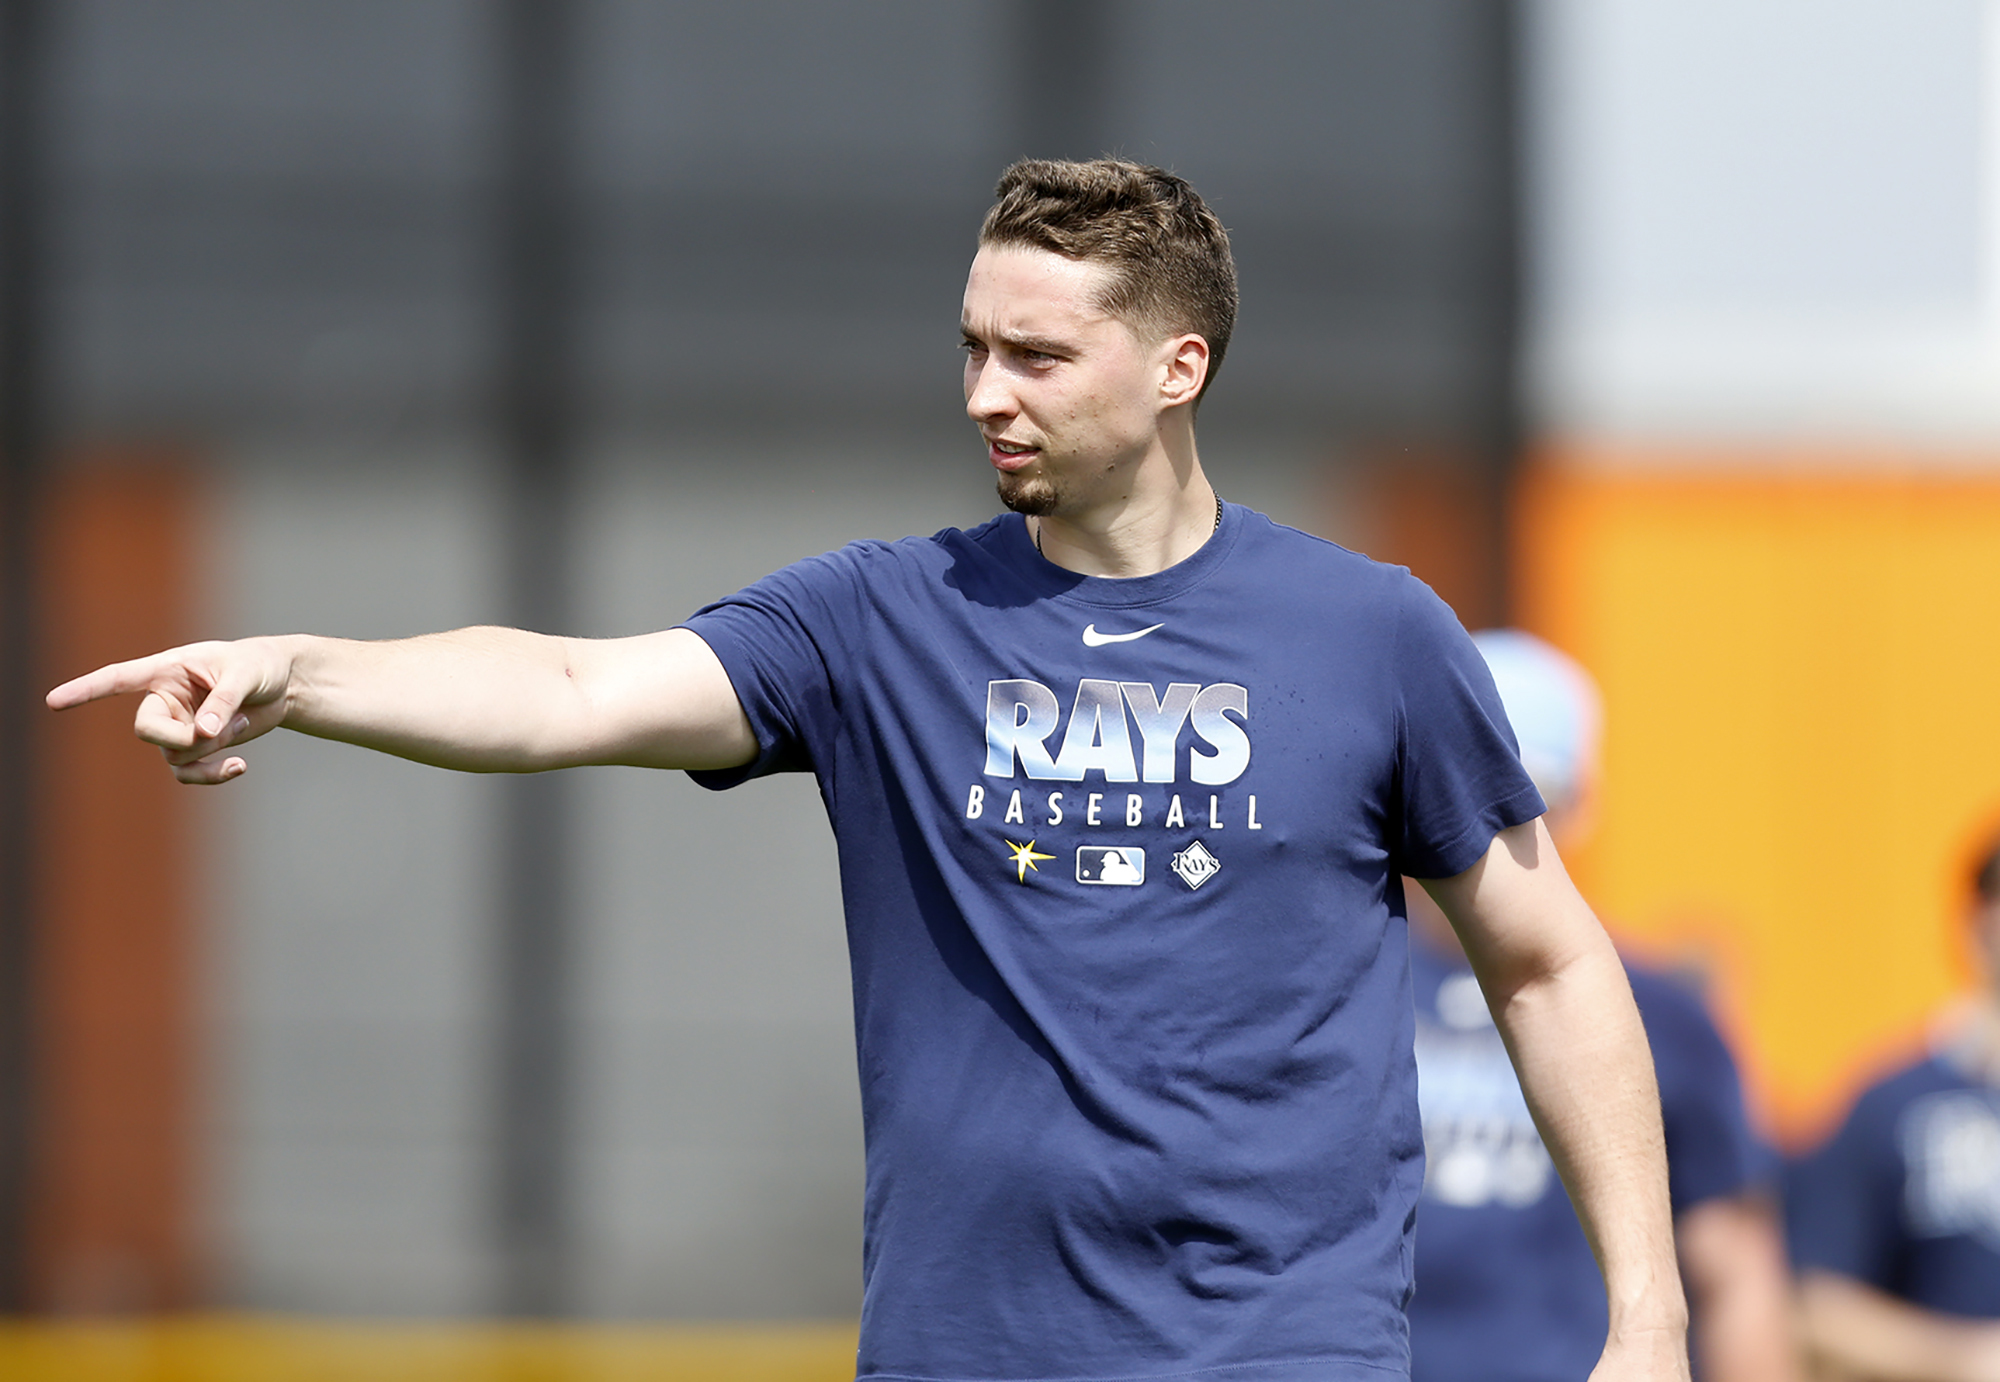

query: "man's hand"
left=47, top=636, right=300, bottom=784
left=46, top=626, right=758, bottom=781
left=1589, top=1324, right=1696, bottom=1382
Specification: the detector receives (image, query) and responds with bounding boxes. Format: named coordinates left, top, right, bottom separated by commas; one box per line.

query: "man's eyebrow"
left=959, top=324, right=1075, bottom=355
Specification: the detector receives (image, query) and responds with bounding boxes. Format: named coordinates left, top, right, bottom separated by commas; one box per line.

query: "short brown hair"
left=980, top=158, right=1238, bottom=404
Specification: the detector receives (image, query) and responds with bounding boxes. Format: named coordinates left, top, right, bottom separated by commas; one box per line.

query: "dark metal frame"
left=1466, top=0, right=1526, bottom=625
left=493, top=0, right=577, bottom=1318
left=0, top=0, right=46, bottom=1314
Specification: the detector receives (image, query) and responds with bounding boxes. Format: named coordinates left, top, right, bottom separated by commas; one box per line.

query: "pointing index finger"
left=45, top=653, right=175, bottom=711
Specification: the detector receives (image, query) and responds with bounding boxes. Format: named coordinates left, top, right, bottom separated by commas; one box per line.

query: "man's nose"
left=965, top=359, right=1014, bottom=421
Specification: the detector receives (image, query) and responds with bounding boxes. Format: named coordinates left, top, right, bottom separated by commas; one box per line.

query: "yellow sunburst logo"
left=1004, top=839, right=1056, bottom=883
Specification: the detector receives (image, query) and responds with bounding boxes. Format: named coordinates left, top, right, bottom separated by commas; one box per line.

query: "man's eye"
left=959, top=340, right=985, bottom=355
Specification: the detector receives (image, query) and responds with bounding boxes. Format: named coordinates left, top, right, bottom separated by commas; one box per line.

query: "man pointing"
left=51, top=159, right=1687, bottom=1382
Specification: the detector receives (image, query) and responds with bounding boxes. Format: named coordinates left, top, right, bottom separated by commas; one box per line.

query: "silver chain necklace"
left=1036, top=493, right=1223, bottom=557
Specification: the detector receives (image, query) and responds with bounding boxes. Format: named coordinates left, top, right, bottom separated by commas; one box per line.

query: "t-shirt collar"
left=997, top=501, right=1242, bottom=610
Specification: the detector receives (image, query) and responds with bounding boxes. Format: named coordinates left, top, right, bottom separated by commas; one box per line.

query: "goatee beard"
left=997, top=471, right=1059, bottom=517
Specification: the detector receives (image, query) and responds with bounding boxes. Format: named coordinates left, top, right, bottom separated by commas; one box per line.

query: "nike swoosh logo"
left=1081, top=622, right=1165, bottom=647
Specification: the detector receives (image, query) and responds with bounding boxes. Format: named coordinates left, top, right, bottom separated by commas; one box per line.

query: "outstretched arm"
left=1421, top=819, right=1691, bottom=1382
left=1677, top=1194, right=1804, bottom=1382
left=1795, top=1270, right=2000, bottom=1382
left=45, top=626, right=757, bottom=783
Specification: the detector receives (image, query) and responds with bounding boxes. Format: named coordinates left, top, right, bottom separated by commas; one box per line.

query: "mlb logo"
left=1075, top=846, right=1145, bottom=886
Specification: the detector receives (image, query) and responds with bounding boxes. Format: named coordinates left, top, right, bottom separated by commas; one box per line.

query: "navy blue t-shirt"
left=682, top=504, right=1544, bottom=1382
left=1405, top=941, right=1769, bottom=1382
left=1786, top=1054, right=2000, bottom=1319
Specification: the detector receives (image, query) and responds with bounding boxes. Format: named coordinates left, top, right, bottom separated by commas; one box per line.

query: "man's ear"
left=1159, top=333, right=1210, bottom=408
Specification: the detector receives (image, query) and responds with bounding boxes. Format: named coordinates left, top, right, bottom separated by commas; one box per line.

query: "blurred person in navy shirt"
left=1786, top=832, right=2000, bottom=1381
left=1406, top=632, right=1799, bottom=1382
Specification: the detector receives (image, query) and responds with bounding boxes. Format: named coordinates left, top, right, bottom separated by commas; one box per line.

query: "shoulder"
left=1821, top=1055, right=1963, bottom=1152
left=1626, top=963, right=1726, bottom=1043
left=1623, top=960, right=1737, bottom=1078
left=1627, top=967, right=1744, bottom=1095
left=1226, top=510, right=1464, bottom=667
left=1232, top=508, right=1418, bottom=594
left=1788, top=1059, right=1964, bottom=1223
left=1859, top=1054, right=1972, bottom=1122
left=1621, top=962, right=1771, bottom=1185
left=1860, top=1053, right=1965, bottom=1108
left=810, top=518, right=1008, bottom=572
left=710, top=519, right=1008, bottom=605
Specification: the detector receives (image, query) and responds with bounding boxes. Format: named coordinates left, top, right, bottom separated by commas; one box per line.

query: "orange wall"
left=1515, top=449, right=2000, bottom=1148
left=33, top=461, right=201, bottom=1309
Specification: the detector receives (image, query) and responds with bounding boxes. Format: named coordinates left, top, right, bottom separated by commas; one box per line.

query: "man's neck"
left=1030, top=436, right=1217, bottom=579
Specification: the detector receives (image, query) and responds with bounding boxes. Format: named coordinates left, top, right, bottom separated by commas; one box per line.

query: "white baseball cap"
left=1470, top=629, right=1602, bottom=810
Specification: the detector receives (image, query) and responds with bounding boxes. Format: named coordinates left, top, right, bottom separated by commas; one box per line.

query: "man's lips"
left=988, top=439, right=1040, bottom=472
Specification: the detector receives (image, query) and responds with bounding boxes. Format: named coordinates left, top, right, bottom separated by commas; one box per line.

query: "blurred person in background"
left=1785, top=832, right=2000, bottom=1381
left=46, top=161, right=1692, bottom=1382
left=1406, top=631, right=1799, bottom=1382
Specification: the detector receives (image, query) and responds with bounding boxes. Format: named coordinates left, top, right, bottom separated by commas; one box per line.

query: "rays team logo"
left=1003, top=840, right=1055, bottom=882
left=985, top=679, right=1249, bottom=784
left=1075, top=846, right=1144, bottom=885
left=1171, top=840, right=1221, bottom=890
left=966, top=678, right=1267, bottom=839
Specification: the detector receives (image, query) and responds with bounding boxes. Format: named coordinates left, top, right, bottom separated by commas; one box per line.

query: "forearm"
left=48, top=622, right=754, bottom=783
left=1797, top=1272, right=2000, bottom=1382
left=1488, top=932, right=1686, bottom=1345
left=280, top=626, right=604, bottom=771
left=1426, top=822, right=1689, bottom=1373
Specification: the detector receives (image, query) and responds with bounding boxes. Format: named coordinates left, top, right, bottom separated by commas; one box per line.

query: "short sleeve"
left=1633, top=969, right=1772, bottom=1213
left=1391, top=577, right=1546, bottom=878
left=1785, top=1086, right=1904, bottom=1289
left=677, top=549, right=857, bottom=790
